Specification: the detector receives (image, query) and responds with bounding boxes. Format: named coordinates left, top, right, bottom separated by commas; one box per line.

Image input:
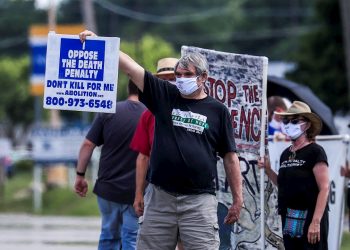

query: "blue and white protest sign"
left=43, top=32, right=119, bottom=113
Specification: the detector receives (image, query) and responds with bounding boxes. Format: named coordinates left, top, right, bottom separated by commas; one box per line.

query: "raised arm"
left=79, top=30, right=145, bottom=92
left=257, top=155, right=278, bottom=185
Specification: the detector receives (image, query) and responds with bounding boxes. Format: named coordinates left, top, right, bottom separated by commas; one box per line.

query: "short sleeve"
left=140, top=71, right=178, bottom=115
left=217, top=107, right=237, bottom=158
left=314, top=145, right=328, bottom=167
left=86, top=114, right=105, bottom=146
left=130, top=110, right=154, bottom=156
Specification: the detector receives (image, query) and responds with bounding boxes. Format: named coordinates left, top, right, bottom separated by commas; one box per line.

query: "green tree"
left=58, top=0, right=314, bottom=60
left=0, top=56, right=34, bottom=138
left=236, top=0, right=315, bottom=59
left=58, top=0, right=244, bottom=52
left=117, top=34, right=178, bottom=100
left=286, top=0, right=346, bottom=112
left=0, top=0, right=46, bottom=56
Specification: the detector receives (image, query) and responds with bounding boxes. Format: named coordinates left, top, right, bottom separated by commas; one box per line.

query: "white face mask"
left=282, top=122, right=306, bottom=140
left=175, top=77, right=199, bottom=95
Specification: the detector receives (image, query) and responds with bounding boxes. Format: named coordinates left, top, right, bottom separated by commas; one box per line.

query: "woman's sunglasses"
left=282, top=117, right=306, bottom=125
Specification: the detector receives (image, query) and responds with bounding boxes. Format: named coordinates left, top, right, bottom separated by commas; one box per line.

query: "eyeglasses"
left=282, top=118, right=306, bottom=125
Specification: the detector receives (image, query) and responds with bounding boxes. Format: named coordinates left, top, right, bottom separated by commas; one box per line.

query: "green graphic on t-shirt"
left=171, top=109, right=209, bottom=134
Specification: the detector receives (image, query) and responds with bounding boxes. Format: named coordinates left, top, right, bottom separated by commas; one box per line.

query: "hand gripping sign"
left=43, top=31, right=120, bottom=113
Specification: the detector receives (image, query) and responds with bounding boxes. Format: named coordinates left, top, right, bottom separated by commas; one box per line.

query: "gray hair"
left=175, top=52, right=209, bottom=76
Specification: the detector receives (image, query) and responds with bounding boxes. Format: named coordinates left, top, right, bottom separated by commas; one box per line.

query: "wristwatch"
left=76, top=171, right=85, bottom=177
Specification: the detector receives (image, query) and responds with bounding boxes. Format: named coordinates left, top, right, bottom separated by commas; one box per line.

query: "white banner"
left=43, top=32, right=119, bottom=113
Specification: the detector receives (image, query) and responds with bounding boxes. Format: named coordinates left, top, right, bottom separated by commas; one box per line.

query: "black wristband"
left=76, top=171, right=85, bottom=177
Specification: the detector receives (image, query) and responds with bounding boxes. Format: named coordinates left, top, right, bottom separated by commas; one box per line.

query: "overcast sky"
left=35, top=0, right=62, bottom=9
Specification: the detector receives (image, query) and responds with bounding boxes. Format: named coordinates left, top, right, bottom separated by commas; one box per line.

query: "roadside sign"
left=31, top=126, right=89, bottom=163
left=29, top=24, right=85, bottom=96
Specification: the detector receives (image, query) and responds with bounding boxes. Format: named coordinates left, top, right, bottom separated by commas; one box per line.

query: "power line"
left=94, top=0, right=313, bottom=24
left=94, top=0, right=232, bottom=24
left=0, top=36, right=26, bottom=49
left=161, top=25, right=318, bottom=44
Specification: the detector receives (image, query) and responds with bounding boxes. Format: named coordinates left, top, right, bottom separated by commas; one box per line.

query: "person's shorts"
left=136, top=184, right=219, bottom=250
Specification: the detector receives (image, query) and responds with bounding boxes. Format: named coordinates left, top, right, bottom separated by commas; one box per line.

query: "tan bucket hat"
left=154, top=58, right=178, bottom=76
left=274, top=101, right=322, bottom=137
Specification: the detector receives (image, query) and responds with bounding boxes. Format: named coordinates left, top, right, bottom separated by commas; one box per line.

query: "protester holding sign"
left=79, top=30, right=243, bottom=249
left=258, top=101, right=329, bottom=250
left=74, top=81, right=145, bottom=250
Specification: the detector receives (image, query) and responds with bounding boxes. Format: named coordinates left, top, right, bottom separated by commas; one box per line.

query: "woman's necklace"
left=289, top=138, right=309, bottom=160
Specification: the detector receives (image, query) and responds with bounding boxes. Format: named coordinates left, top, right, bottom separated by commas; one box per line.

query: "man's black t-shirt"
left=140, top=71, right=237, bottom=195
left=87, top=100, right=145, bottom=204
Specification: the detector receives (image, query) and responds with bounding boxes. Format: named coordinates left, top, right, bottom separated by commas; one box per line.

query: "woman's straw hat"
left=154, top=58, right=178, bottom=76
left=274, top=101, right=322, bottom=137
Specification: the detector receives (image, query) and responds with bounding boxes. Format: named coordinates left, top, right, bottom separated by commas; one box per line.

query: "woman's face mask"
left=282, top=122, right=306, bottom=140
left=175, top=76, right=199, bottom=95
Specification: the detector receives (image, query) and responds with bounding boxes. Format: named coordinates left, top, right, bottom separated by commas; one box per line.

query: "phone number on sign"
left=45, top=97, right=113, bottom=109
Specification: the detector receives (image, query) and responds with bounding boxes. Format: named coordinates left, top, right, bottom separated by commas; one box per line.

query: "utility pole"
left=80, top=0, right=97, bottom=124
left=81, top=0, right=97, bottom=32
left=340, top=0, right=350, bottom=109
left=48, top=0, right=61, bottom=128
left=48, top=0, right=57, bottom=32
left=46, top=0, right=67, bottom=191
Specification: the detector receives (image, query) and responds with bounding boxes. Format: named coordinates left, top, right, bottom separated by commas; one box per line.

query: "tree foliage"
left=0, top=0, right=46, bottom=56
left=0, top=0, right=346, bottom=132
left=0, top=56, right=34, bottom=136
left=57, top=0, right=315, bottom=60
left=286, top=0, right=346, bottom=112
left=118, top=34, right=178, bottom=99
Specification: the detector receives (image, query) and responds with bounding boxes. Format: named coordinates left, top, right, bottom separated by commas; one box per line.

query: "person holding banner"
left=340, top=123, right=350, bottom=177
left=74, top=80, right=145, bottom=250
left=79, top=30, right=243, bottom=250
left=258, top=101, right=329, bottom=250
left=341, top=161, right=350, bottom=177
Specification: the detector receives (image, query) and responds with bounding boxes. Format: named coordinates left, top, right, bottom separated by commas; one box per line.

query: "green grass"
left=0, top=170, right=99, bottom=216
left=342, top=231, right=350, bottom=250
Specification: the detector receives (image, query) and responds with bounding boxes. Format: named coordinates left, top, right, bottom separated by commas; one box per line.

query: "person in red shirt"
left=130, top=57, right=178, bottom=216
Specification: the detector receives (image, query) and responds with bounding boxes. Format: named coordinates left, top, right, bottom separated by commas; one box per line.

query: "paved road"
left=2, top=213, right=346, bottom=249
left=0, top=213, right=100, bottom=250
